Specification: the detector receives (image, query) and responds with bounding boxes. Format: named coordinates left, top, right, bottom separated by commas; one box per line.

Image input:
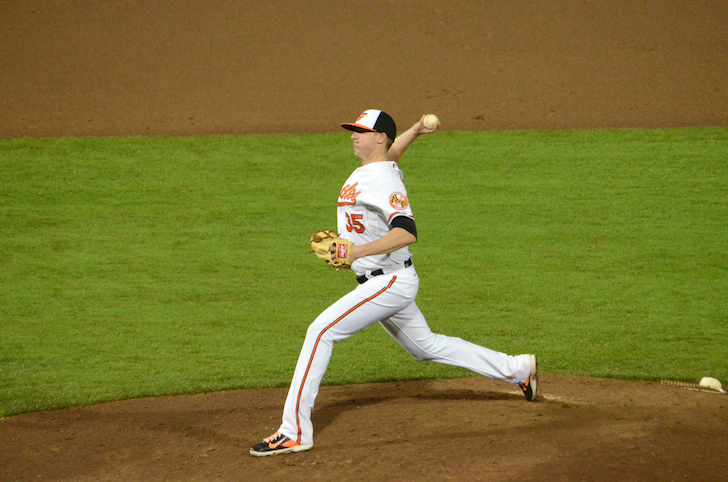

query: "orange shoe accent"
left=250, top=432, right=312, bottom=457
left=268, top=436, right=287, bottom=450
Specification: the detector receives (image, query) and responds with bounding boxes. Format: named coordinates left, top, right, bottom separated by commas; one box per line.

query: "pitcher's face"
left=351, top=131, right=385, bottom=160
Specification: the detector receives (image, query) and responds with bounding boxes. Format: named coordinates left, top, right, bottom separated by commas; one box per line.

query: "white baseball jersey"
left=336, top=161, right=413, bottom=276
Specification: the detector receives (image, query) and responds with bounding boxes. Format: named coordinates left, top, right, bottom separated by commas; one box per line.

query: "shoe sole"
left=250, top=444, right=313, bottom=457
left=528, top=354, right=539, bottom=400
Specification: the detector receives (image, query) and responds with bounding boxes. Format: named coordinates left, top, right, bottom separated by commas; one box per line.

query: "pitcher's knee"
left=410, top=351, right=434, bottom=362
left=408, top=334, right=449, bottom=361
left=306, top=318, right=347, bottom=345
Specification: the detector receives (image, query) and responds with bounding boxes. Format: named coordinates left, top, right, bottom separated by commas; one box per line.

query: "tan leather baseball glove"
left=310, top=229, right=354, bottom=270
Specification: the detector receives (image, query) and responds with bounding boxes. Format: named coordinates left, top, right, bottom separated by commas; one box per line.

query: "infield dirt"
left=1, top=2, right=727, bottom=481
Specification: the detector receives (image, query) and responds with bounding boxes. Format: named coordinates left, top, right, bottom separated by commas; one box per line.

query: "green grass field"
left=1, top=127, right=726, bottom=417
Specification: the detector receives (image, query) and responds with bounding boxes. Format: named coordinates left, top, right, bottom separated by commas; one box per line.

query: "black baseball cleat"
left=250, top=432, right=313, bottom=457
left=518, top=354, right=539, bottom=401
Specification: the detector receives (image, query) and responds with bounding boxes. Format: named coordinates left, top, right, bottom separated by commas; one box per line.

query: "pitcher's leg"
left=379, top=301, right=532, bottom=383
left=278, top=276, right=413, bottom=446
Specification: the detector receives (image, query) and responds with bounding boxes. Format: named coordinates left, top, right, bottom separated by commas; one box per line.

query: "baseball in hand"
left=423, top=114, right=439, bottom=129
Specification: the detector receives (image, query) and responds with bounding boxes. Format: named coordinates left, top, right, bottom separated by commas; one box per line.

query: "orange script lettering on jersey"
left=338, top=182, right=360, bottom=206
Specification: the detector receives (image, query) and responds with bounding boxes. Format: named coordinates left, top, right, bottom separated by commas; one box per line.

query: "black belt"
left=356, top=258, right=412, bottom=284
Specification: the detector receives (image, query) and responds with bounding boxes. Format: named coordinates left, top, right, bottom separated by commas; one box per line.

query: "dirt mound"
left=2, top=376, right=727, bottom=481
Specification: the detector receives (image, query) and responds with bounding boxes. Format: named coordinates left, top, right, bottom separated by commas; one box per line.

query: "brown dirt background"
left=1, top=1, right=727, bottom=481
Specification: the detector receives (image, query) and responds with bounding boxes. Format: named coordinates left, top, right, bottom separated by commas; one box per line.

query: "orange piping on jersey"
left=337, top=201, right=357, bottom=206
left=387, top=212, right=414, bottom=224
left=294, top=276, right=398, bottom=443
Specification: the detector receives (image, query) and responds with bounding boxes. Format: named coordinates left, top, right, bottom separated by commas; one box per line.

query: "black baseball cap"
left=341, top=109, right=397, bottom=142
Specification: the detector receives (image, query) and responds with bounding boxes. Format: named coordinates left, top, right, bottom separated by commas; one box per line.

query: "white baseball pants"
left=277, top=265, right=532, bottom=446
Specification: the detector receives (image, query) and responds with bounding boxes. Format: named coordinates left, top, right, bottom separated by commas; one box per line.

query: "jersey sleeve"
left=375, top=178, right=414, bottom=226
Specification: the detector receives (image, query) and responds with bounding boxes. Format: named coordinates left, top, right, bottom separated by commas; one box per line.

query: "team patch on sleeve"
left=389, top=192, right=409, bottom=209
